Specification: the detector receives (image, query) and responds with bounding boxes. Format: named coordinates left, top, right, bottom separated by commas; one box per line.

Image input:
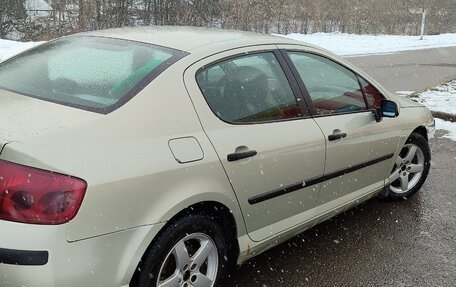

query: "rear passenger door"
left=280, top=47, right=401, bottom=213
left=184, top=47, right=326, bottom=242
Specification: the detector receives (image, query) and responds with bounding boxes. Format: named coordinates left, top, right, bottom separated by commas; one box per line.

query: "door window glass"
left=359, top=77, right=384, bottom=109
left=197, top=52, right=301, bottom=123
left=288, top=52, right=367, bottom=115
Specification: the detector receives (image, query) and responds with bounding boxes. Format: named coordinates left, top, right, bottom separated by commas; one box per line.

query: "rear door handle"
left=227, top=150, right=257, bottom=162
left=328, top=132, right=347, bottom=141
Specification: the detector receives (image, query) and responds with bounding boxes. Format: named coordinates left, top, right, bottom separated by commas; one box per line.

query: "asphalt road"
left=347, top=46, right=456, bottom=93
left=224, top=136, right=456, bottom=287
left=223, top=48, right=456, bottom=287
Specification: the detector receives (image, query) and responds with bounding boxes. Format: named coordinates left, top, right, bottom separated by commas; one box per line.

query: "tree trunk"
left=79, top=0, right=84, bottom=30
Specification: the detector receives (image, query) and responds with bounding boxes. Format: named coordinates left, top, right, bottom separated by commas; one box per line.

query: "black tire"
left=133, top=214, right=231, bottom=287
left=384, top=132, right=431, bottom=200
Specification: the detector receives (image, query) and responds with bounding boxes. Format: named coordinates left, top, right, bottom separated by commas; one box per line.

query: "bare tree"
left=8, top=0, right=456, bottom=41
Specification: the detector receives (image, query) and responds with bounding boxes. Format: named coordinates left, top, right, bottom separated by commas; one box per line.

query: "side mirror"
left=381, top=99, right=399, bottom=118
left=371, top=100, right=399, bottom=122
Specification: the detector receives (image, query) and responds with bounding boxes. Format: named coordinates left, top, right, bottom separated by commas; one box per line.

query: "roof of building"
left=26, top=0, right=52, bottom=11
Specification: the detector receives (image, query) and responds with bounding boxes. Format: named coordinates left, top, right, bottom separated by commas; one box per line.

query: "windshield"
left=0, top=36, right=186, bottom=114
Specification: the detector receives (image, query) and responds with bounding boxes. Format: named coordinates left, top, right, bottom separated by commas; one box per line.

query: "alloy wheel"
left=389, top=143, right=425, bottom=194
left=157, top=233, right=218, bottom=287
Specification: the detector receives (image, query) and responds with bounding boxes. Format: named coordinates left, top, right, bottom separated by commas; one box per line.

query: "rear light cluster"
left=0, top=160, right=87, bottom=225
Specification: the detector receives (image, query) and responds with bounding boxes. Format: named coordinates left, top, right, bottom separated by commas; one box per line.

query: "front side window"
left=197, top=52, right=301, bottom=123
left=359, top=77, right=384, bottom=109
left=288, top=52, right=367, bottom=115
left=0, top=36, right=185, bottom=113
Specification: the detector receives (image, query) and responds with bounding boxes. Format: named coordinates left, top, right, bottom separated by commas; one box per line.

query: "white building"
left=25, top=0, right=52, bottom=19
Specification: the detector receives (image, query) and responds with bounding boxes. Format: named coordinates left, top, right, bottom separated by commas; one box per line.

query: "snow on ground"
left=277, top=32, right=456, bottom=56
left=396, top=91, right=416, bottom=97
left=0, top=39, right=42, bottom=61
left=3, top=32, right=456, bottom=60
left=414, top=80, right=456, bottom=141
left=435, top=119, right=456, bottom=141
left=414, top=80, right=456, bottom=115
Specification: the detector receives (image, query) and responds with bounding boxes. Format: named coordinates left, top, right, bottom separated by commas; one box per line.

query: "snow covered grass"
left=395, top=91, right=416, bottom=96
left=414, top=80, right=456, bottom=141
left=0, top=39, right=42, bottom=61
left=435, top=119, right=456, bottom=141
left=3, top=31, right=456, bottom=60
left=414, top=80, right=456, bottom=115
left=277, top=32, right=456, bottom=56
left=3, top=31, right=456, bottom=61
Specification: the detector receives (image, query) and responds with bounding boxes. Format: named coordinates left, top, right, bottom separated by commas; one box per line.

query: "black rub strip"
left=248, top=153, right=394, bottom=205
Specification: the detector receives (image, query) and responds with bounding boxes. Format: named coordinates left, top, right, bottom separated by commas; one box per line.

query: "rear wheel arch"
left=169, top=201, right=240, bottom=257
left=130, top=201, right=240, bottom=286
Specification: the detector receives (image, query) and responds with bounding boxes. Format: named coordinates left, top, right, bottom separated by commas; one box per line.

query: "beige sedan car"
left=0, top=27, right=434, bottom=287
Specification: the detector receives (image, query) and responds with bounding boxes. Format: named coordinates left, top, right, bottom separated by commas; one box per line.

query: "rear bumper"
left=0, top=220, right=165, bottom=287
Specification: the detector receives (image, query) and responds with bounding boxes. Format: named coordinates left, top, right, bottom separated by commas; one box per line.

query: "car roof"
left=81, top=26, right=314, bottom=53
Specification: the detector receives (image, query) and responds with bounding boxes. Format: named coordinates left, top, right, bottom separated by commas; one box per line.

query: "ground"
left=224, top=131, right=456, bottom=286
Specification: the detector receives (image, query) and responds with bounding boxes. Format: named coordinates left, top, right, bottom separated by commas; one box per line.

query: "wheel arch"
left=412, top=125, right=428, bottom=142
left=129, top=200, right=241, bottom=286
left=381, top=119, right=430, bottom=194
left=382, top=125, right=431, bottom=199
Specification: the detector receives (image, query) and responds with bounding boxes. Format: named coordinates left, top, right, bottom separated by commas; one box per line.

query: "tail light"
left=0, top=160, right=87, bottom=225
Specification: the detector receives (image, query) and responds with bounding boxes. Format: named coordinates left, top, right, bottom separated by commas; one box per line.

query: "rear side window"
left=288, top=52, right=367, bottom=115
left=0, top=36, right=186, bottom=114
left=196, top=52, right=301, bottom=123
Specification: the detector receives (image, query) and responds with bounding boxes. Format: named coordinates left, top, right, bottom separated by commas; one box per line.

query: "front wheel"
left=386, top=132, right=431, bottom=199
left=133, top=214, right=230, bottom=287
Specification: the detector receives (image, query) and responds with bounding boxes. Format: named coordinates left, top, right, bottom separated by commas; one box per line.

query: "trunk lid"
left=0, top=89, right=101, bottom=150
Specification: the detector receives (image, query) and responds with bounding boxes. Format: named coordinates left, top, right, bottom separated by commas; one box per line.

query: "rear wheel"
left=386, top=132, right=430, bottom=199
left=134, top=214, right=230, bottom=287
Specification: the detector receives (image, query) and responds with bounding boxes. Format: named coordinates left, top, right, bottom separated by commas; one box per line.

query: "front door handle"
left=328, top=132, right=347, bottom=141
left=227, top=150, right=257, bottom=162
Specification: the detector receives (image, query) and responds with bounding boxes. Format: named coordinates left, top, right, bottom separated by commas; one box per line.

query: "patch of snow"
left=435, top=119, right=456, bottom=141
left=414, top=80, right=456, bottom=115
left=275, top=32, right=456, bottom=56
left=396, top=91, right=416, bottom=97
left=0, top=39, right=43, bottom=62
left=414, top=80, right=456, bottom=141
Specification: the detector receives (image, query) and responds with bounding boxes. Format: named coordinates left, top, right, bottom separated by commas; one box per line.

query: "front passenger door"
left=283, top=50, right=401, bottom=211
